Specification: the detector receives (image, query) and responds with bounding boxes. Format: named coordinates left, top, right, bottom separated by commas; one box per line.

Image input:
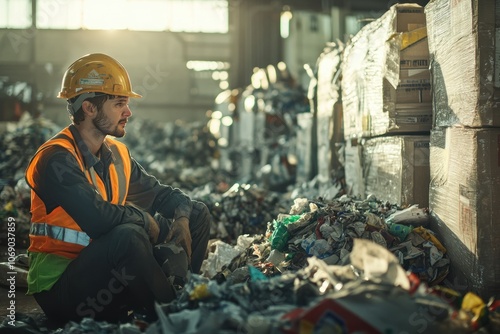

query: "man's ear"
left=82, top=101, right=96, bottom=118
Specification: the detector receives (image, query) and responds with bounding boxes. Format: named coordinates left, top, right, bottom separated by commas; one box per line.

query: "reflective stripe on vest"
left=30, top=223, right=90, bottom=247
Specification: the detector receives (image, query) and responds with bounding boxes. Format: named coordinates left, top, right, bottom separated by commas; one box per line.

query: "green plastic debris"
left=269, top=215, right=301, bottom=251
left=248, top=265, right=268, bottom=281
left=387, top=223, right=413, bottom=241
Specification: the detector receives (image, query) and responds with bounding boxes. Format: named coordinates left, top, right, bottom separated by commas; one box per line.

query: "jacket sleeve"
left=32, top=146, right=150, bottom=239
left=125, top=156, right=193, bottom=220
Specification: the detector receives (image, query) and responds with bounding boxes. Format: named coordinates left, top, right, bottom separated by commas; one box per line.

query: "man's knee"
left=104, top=224, right=150, bottom=252
left=190, top=201, right=211, bottom=228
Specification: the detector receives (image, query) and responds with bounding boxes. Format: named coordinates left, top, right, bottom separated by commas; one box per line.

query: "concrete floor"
left=0, top=285, right=43, bottom=319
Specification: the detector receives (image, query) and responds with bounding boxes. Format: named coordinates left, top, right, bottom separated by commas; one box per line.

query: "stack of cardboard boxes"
left=342, top=3, right=431, bottom=207
left=426, top=0, right=500, bottom=297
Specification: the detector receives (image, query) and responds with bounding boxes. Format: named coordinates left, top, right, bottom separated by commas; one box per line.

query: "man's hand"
left=166, top=217, right=192, bottom=261
left=145, top=212, right=160, bottom=244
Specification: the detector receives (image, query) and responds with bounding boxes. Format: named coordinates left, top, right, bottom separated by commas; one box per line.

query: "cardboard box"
left=429, top=127, right=500, bottom=297
left=342, top=4, right=432, bottom=139
left=388, top=28, right=432, bottom=105
left=393, top=6, right=426, bottom=31
left=426, top=0, right=500, bottom=127
left=367, top=104, right=433, bottom=138
left=363, top=135, right=430, bottom=207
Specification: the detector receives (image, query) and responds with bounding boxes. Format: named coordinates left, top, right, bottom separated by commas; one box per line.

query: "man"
left=24, top=53, right=211, bottom=323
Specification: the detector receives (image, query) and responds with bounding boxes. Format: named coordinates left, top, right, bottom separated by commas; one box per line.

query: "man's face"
left=93, top=96, right=131, bottom=138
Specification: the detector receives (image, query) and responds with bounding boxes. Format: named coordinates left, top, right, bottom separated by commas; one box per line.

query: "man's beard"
left=93, top=110, right=126, bottom=138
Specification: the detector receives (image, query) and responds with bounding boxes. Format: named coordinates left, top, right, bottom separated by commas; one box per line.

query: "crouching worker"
left=24, top=53, right=211, bottom=324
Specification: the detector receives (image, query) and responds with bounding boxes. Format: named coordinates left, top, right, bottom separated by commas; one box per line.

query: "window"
left=166, top=0, right=227, bottom=33
left=186, top=60, right=230, bottom=97
left=0, top=0, right=31, bottom=28
left=36, top=0, right=83, bottom=29
left=36, top=0, right=228, bottom=32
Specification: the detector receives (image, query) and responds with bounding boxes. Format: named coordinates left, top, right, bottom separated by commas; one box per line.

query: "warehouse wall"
left=0, top=29, right=230, bottom=126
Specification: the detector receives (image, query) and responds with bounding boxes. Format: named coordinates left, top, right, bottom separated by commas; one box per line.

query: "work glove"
left=153, top=213, right=173, bottom=245
left=165, top=217, right=192, bottom=262
left=153, top=213, right=192, bottom=261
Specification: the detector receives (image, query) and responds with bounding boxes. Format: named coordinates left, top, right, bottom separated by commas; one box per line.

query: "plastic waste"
left=385, top=204, right=429, bottom=226
left=387, top=223, right=414, bottom=240
left=269, top=215, right=301, bottom=251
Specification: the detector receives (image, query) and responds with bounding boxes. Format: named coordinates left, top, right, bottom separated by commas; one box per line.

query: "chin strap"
left=66, top=92, right=99, bottom=115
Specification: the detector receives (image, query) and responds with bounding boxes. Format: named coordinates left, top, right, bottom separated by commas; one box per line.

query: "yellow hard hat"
left=57, top=53, right=142, bottom=100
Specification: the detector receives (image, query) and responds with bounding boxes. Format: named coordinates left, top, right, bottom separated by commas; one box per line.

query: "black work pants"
left=34, top=201, right=210, bottom=323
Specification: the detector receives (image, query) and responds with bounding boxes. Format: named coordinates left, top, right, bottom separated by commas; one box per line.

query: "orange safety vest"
left=25, top=126, right=131, bottom=259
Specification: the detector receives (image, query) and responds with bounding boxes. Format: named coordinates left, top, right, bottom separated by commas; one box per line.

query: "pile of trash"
left=202, top=195, right=448, bottom=287
left=188, top=182, right=292, bottom=244
left=159, top=239, right=499, bottom=333
left=0, top=181, right=31, bottom=248
left=0, top=112, right=60, bottom=183
left=5, top=241, right=499, bottom=333
left=0, top=113, right=59, bottom=247
left=210, top=63, right=311, bottom=192
left=161, top=196, right=498, bottom=333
